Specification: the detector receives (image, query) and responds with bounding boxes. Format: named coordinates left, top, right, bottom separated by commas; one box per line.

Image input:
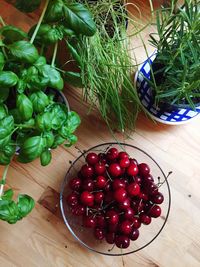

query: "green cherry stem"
left=0, top=164, right=10, bottom=198
left=30, top=0, right=50, bottom=44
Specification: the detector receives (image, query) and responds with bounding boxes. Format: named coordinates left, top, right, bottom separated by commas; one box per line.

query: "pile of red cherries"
left=66, top=147, right=164, bottom=249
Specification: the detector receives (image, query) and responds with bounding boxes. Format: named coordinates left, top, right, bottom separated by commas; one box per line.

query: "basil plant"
left=0, top=0, right=96, bottom=223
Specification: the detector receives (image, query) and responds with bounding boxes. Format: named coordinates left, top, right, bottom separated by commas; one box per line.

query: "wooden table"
left=1, top=1, right=200, bottom=266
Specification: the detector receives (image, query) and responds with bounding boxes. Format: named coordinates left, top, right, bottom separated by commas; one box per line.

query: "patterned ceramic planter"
left=135, top=53, right=200, bottom=125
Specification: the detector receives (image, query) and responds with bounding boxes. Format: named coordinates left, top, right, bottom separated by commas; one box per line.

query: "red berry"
left=140, top=214, right=152, bottom=225
left=81, top=164, right=94, bottom=178
left=127, top=182, right=140, bottom=196
left=119, top=158, right=130, bottom=168
left=106, top=232, right=115, bottom=244
left=94, top=192, right=104, bottom=204
left=83, top=215, right=96, bottom=228
left=69, top=178, right=82, bottom=191
left=114, top=188, right=127, bottom=203
left=120, top=220, right=133, bottom=235
left=148, top=205, right=161, bottom=218
left=138, top=192, right=148, bottom=201
left=71, top=204, right=85, bottom=216
left=108, top=163, right=121, bottom=177
left=86, top=152, right=99, bottom=165
left=145, top=181, right=158, bottom=195
left=118, top=198, right=131, bottom=210
left=124, top=207, right=135, bottom=220
left=106, top=148, right=119, bottom=161
left=131, top=217, right=141, bottom=229
left=94, top=228, right=105, bottom=240
left=118, top=152, right=129, bottom=159
left=134, top=176, right=142, bottom=185
left=80, top=191, right=94, bottom=207
left=104, top=191, right=114, bottom=204
left=96, top=215, right=106, bottom=228
left=115, top=235, right=130, bottom=249
left=66, top=192, right=78, bottom=207
left=144, top=174, right=154, bottom=182
left=82, top=179, right=94, bottom=191
left=94, top=163, right=106, bottom=175
left=139, top=163, right=150, bottom=177
left=106, top=210, right=119, bottom=225
left=95, top=176, right=107, bottom=189
left=151, top=192, right=164, bottom=204
left=127, top=163, right=139, bottom=176
left=112, top=178, right=126, bottom=190
left=130, top=158, right=138, bottom=165
left=132, top=199, right=144, bottom=213
left=104, top=182, right=111, bottom=192
left=129, top=228, right=139, bottom=241
left=108, top=223, right=119, bottom=233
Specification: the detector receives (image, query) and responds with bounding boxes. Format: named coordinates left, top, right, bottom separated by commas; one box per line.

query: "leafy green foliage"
left=149, top=0, right=200, bottom=107
left=44, top=0, right=64, bottom=22
left=0, top=52, right=5, bottom=70
left=40, top=149, right=52, bottom=166
left=0, top=25, right=28, bottom=44
left=17, top=94, right=33, bottom=121
left=0, top=71, right=18, bottom=87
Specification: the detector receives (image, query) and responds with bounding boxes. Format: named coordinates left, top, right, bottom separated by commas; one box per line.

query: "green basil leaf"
left=64, top=134, right=78, bottom=147
left=27, top=75, right=49, bottom=92
left=38, top=64, right=64, bottom=91
left=17, top=194, right=35, bottom=217
left=0, top=104, right=8, bottom=120
left=17, top=93, right=33, bottom=121
left=0, top=115, right=14, bottom=139
left=0, top=150, right=11, bottom=165
left=0, top=135, right=11, bottom=149
left=0, top=199, right=19, bottom=224
left=0, top=25, right=28, bottom=44
left=51, top=134, right=65, bottom=149
left=50, top=103, right=67, bottom=130
left=63, top=3, right=96, bottom=36
left=65, top=111, right=81, bottom=133
left=0, top=52, right=5, bottom=71
left=9, top=108, right=21, bottom=123
left=40, top=149, right=52, bottom=166
left=18, top=136, right=45, bottom=163
left=29, top=91, right=49, bottom=113
left=35, top=112, right=52, bottom=132
left=44, top=0, right=64, bottom=22
left=66, top=41, right=82, bottom=66
left=8, top=41, right=39, bottom=64
left=15, top=0, right=41, bottom=13
left=23, top=118, right=35, bottom=127
left=2, top=189, right=14, bottom=201
left=59, top=25, right=75, bottom=37
left=0, top=71, right=18, bottom=87
left=43, top=131, right=54, bottom=148
left=63, top=71, right=83, bottom=87
left=34, top=56, right=46, bottom=67
left=0, top=87, right=9, bottom=103
left=16, top=79, right=26, bottom=94
left=3, top=141, right=16, bottom=157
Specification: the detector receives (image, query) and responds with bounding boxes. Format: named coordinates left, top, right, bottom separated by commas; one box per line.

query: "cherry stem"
left=106, top=170, right=113, bottom=182
left=75, top=146, right=86, bottom=159
left=157, top=171, right=173, bottom=188
left=108, top=243, right=115, bottom=252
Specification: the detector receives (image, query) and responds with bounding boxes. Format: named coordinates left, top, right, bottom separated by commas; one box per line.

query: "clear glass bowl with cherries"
left=60, top=143, right=171, bottom=256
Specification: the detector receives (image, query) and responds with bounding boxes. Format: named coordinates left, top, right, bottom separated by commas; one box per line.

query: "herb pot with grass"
left=0, top=0, right=96, bottom=224
left=136, top=0, right=200, bottom=124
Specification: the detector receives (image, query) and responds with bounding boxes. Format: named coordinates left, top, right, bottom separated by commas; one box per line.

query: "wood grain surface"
left=0, top=1, right=200, bottom=267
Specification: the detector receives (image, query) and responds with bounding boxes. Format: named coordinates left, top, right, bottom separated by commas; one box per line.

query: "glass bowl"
left=60, top=142, right=171, bottom=256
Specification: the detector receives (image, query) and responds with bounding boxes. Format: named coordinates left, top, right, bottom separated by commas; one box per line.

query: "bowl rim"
left=60, top=142, right=171, bottom=256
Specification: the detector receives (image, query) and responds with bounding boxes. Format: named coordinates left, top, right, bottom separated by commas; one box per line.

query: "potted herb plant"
left=136, top=0, right=200, bottom=124
left=0, top=0, right=96, bottom=223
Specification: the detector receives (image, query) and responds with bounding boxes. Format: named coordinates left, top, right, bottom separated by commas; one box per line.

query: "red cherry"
left=127, top=163, right=139, bottom=176
left=82, top=179, right=94, bottom=191
left=129, top=228, right=139, bottom=241
left=150, top=192, right=164, bottom=204
left=114, top=188, right=127, bottom=203
left=95, top=176, right=107, bottom=189
left=144, top=174, right=154, bottom=182
left=108, top=223, right=119, bottom=233
left=145, top=181, right=158, bottom=195
left=106, top=232, right=115, bottom=244
left=140, top=214, right=152, bottom=225
left=71, top=204, right=85, bottom=216
left=82, top=215, right=96, bottom=228
left=132, top=199, right=145, bottom=213
left=119, top=158, right=130, bottom=168
left=124, top=207, right=135, bottom=220
left=120, top=220, right=133, bottom=235
left=104, top=191, right=114, bottom=204
left=148, top=205, right=161, bottom=218
left=86, top=152, right=99, bottom=165
left=81, top=164, right=94, bottom=178
left=104, top=182, right=111, bottom=192
left=115, top=235, right=130, bottom=249
left=118, top=152, right=129, bottom=160
left=106, top=148, right=119, bottom=161
left=112, top=178, right=126, bottom=190
left=108, top=163, right=121, bottom=177
left=66, top=192, right=78, bottom=207
left=94, top=192, right=104, bottom=204
left=96, top=215, right=106, bottom=228
left=131, top=217, right=141, bottom=229
left=130, top=158, right=138, bottom=165
left=139, top=163, right=150, bottom=177
left=106, top=210, right=119, bottom=225
left=138, top=192, right=148, bottom=201
left=94, top=163, right=106, bottom=175
left=127, top=182, right=140, bottom=196
left=69, top=178, right=82, bottom=191
left=134, top=176, right=142, bottom=185
left=118, top=198, right=131, bottom=210
left=94, top=228, right=105, bottom=240
left=80, top=191, right=94, bottom=207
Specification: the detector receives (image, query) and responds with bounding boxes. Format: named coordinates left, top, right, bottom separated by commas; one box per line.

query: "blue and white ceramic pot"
left=135, top=53, right=200, bottom=125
